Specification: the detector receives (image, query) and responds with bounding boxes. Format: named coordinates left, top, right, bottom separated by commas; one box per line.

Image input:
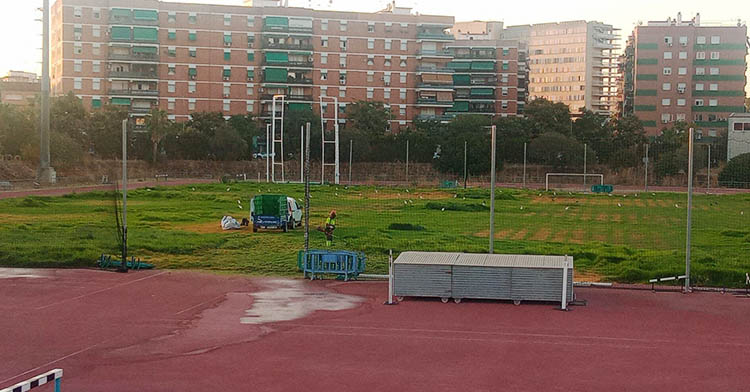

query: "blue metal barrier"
left=297, top=250, right=366, bottom=281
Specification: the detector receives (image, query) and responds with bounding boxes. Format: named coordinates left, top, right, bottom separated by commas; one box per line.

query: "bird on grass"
left=419, top=195, right=424, bottom=199
left=675, top=204, right=680, bottom=208
left=617, top=203, right=622, bottom=207
left=565, top=206, right=570, bottom=211
left=520, top=206, right=524, bottom=210
left=192, top=187, right=196, bottom=191
left=226, top=187, right=231, bottom=192
left=404, top=200, right=408, bottom=205
left=482, top=201, right=486, bottom=206
left=441, top=208, right=445, bottom=211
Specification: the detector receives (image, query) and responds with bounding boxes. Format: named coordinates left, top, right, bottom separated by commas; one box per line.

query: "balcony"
left=108, top=16, right=159, bottom=26
left=108, top=52, right=158, bottom=62
left=417, top=32, right=455, bottom=41
left=262, top=41, right=314, bottom=50
left=416, top=98, right=454, bottom=107
left=417, top=49, right=453, bottom=58
left=417, top=83, right=454, bottom=90
left=453, top=52, right=496, bottom=60
left=109, top=70, right=158, bottom=79
left=264, top=60, right=313, bottom=68
left=130, top=106, right=154, bottom=113
left=263, top=77, right=313, bottom=85
left=108, top=89, right=159, bottom=97
left=260, top=94, right=312, bottom=101
left=415, top=114, right=456, bottom=122
left=262, top=25, right=313, bottom=34
left=416, top=66, right=454, bottom=73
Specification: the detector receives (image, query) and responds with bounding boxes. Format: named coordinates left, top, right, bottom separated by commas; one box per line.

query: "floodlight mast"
left=319, top=95, right=340, bottom=184
left=271, top=94, right=285, bottom=182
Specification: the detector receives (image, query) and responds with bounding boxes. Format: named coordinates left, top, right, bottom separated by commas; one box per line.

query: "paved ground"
left=2, top=268, right=750, bottom=391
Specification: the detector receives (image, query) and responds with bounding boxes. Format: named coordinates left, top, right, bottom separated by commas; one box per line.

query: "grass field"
left=0, top=182, right=749, bottom=287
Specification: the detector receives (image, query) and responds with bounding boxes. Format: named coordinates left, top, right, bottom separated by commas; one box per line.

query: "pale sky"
left=1, top=0, right=748, bottom=92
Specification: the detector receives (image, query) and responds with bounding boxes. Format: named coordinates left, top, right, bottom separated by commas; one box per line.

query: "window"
left=73, top=7, right=81, bottom=17
left=367, top=56, right=374, bottom=66
left=223, top=100, right=230, bottom=112
left=662, top=82, right=671, bottom=91
left=320, top=70, right=327, bottom=80
left=400, top=57, right=406, bottom=67
left=710, top=67, right=719, bottom=75
left=168, top=46, right=176, bottom=57
left=223, top=85, right=230, bottom=97
left=675, top=113, right=685, bottom=121
left=678, top=51, right=687, bottom=59
left=340, top=20, right=347, bottom=31
left=168, top=99, right=175, bottom=110
left=188, top=13, right=197, bottom=24
left=74, top=43, right=82, bottom=55
left=678, top=67, right=687, bottom=75
left=709, top=83, right=718, bottom=91
left=340, top=38, right=347, bottom=51
left=168, top=81, right=175, bottom=93
left=246, top=68, right=254, bottom=81
left=664, top=36, right=673, bottom=46
left=696, top=67, right=705, bottom=75
left=368, top=39, right=374, bottom=49
left=189, top=48, right=196, bottom=58
left=696, top=36, right=706, bottom=44
left=710, top=36, right=720, bottom=44
left=224, top=50, right=231, bottom=61
left=168, top=30, right=176, bottom=40
left=339, top=88, right=345, bottom=98
left=188, top=81, right=196, bottom=93
left=189, top=31, right=197, bottom=41
left=188, top=99, right=196, bottom=110
left=168, top=65, right=177, bottom=76
left=247, top=51, right=254, bottom=62
left=399, top=105, right=406, bottom=116
left=224, top=33, right=232, bottom=47
left=663, top=67, right=672, bottom=75
left=367, top=72, right=374, bottom=82
left=168, top=12, right=176, bottom=23
left=73, top=78, right=82, bottom=90
left=92, top=97, right=101, bottom=108
left=92, top=61, right=100, bottom=73
left=339, top=72, right=346, bottom=85
left=661, top=113, right=672, bottom=123
left=246, top=85, right=253, bottom=96
left=246, top=101, right=253, bottom=113
left=321, top=37, right=328, bottom=47
left=400, top=73, right=406, bottom=83
left=222, top=67, right=231, bottom=80
left=400, top=40, right=407, bottom=51
left=385, top=39, right=391, bottom=50
left=74, top=26, right=82, bottom=41
left=384, top=89, right=390, bottom=99
left=74, top=61, right=81, bottom=73
left=502, top=62, right=509, bottom=71
left=383, top=73, right=391, bottom=85
left=247, top=16, right=254, bottom=27
left=503, top=48, right=510, bottom=57
left=367, top=88, right=373, bottom=99
left=92, top=79, right=100, bottom=90
left=677, top=98, right=686, bottom=106
left=224, top=14, right=231, bottom=26
left=696, top=51, right=705, bottom=59
left=501, top=75, right=508, bottom=83
left=679, top=36, right=688, bottom=46
left=501, top=101, right=509, bottom=110
left=662, top=98, right=671, bottom=106
left=400, top=89, right=406, bottom=100
left=663, top=51, right=672, bottom=59
left=368, top=22, right=375, bottom=32
left=709, top=99, right=718, bottom=106
left=501, top=87, right=508, bottom=96
left=695, top=99, right=704, bottom=106
left=93, top=44, right=100, bottom=55
left=93, top=26, right=101, bottom=38
left=384, top=58, right=391, bottom=67
left=677, top=82, right=686, bottom=92
left=696, top=83, right=704, bottom=91
left=339, top=55, right=346, bottom=67
left=710, top=52, right=720, bottom=60
left=321, top=20, right=328, bottom=30
left=93, top=8, right=100, bottom=19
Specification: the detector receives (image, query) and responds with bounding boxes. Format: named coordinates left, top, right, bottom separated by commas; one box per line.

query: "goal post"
left=545, top=173, right=604, bottom=191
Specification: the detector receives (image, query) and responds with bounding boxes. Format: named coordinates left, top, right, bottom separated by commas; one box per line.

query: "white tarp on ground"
left=221, top=216, right=241, bottom=230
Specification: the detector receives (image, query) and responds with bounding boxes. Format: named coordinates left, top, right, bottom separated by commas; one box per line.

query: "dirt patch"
left=569, top=230, right=585, bottom=244
left=596, top=213, right=608, bottom=222
left=178, top=221, right=249, bottom=234
left=551, top=230, right=566, bottom=243
left=474, top=229, right=512, bottom=239
left=511, top=229, right=528, bottom=240
left=364, top=191, right=449, bottom=200
left=575, top=270, right=603, bottom=282
left=530, top=228, right=551, bottom=241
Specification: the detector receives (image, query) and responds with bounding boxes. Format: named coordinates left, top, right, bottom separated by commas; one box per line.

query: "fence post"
left=523, top=142, right=527, bottom=189
left=348, top=139, right=353, bottom=184
left=385, top=249, right=396, bottom=305
left=304, top=122, right=310, bottom=253
left=644, top=144, right=649, bottom=192
left=405, top=139, right=409, bottom=184
left=685, top=127, right=694, bottom=292
left=489, top=125, right=496, bottom=254
left=583, top=143, right=587, bottom=193
left=463, top=140, right=467, bottom=189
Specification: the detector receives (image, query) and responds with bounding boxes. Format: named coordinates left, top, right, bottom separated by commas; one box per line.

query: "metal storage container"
left=393, top=252, right=458, bottom=301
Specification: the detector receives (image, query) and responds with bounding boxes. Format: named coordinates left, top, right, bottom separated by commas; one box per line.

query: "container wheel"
left=441, top=297, right=449, bottom=303
left=282, top=224, right=288, bottom=233
left=288, top=221, right=294, bottom=230
left=396, top=296, right=404, bottom=302
left=252, top=225, right=258, bottom=233
left=513, top=300, right=521, bottom=306
left=453, top=298, right=462, bottom=304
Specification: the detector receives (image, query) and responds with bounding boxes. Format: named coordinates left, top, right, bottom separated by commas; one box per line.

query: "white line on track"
left=174, top=294, right=227, bottom=315
left=0, top=344, right=99, bottom=386
left=35, top=271, right=169, bottom=311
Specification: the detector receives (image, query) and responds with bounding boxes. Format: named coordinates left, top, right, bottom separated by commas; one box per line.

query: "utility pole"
left=38, top=0, right=55, bottom=184
left=304, top=122, right=310, bottom=253
left=685, top=127, right=694, bottom=292
left=265, top=123, right=270, bottom=182
left=120, top=119, right=128, bottom=273
left=489, top=125, right=496, bottom=254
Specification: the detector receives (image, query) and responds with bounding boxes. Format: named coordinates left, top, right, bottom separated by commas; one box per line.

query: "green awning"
left=223, top=69, right=231, bottom=77
left=111, top=97, right=131, bottom=105
left=247, top=69, right=255, bottom=78
left=471, top=61, right=495, bottom=70
left=188, top=68, right=197, bottom=76
left=265, top=52, right=289, bottom=63
left=265, top=68, right=288, bottom=83
left=111, top=8, right=131, bottom=18
left=111, top=26, right=131, bottom=40
left=471, top=88, right=494, bottom=96
left=288, top=103, right=312, bottom=111
left=449, top=101, right=469, bottom=112
left=291, top=51, right=312, bottom=55
left=247, top=52, right=254, bottom=61
left=133, top=9, right=158, bottom=21
left=501, top=63, right=509, bottom=70
left=91, top=98, right=102, bottom=109
left=188, top=32, right=196, bottom=41
left=224, top=51, right=231, bottom=61
left=224, top=34, right=232, bottom=43
left=168, top=31, right=176, bottom=40
left=133, top=27, right=158, bottom=42
left=447, top=61, right=471, bottom=70
left=264, top=16, right=289, bottom=27
left=132, top=46, right=157, bottom=54
left=453, top=74, right=470, bottom=85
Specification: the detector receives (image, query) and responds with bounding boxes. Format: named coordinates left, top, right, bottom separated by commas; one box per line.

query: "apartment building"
left=505, top=20, right=620, bottom=116
left=50, top=0, right=526, bottom=132
left=626, top=13, right=748, bottom=136
left=0, top=71, right=40, bottom=106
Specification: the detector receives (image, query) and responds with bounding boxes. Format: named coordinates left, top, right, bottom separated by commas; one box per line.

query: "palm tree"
left=145, top=108, right=170, bottom=163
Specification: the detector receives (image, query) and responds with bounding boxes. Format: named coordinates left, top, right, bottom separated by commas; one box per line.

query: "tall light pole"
left=489, top=125, right=497, bottom=254
left=685, top=127, right=695, bottom=292
left=39, top=0, right=56, bottom=184
left=120, top=119, right=128, bottom=273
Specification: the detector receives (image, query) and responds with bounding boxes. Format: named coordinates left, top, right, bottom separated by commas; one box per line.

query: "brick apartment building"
left=0, top=71, right=40, bottom=106
left=626, top=13, right=748, bottom=136
left=50, top=0, right=526, bottom=132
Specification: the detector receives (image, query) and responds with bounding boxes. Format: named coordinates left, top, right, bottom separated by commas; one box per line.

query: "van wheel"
left=282, top=224, right=288, bottom=233
left=253, top=225, right=258, bottom=233
left=287, top=221, right=294, bottom=230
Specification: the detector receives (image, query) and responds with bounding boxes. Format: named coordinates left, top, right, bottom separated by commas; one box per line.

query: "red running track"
left=2, top=268, right=750, bottom=391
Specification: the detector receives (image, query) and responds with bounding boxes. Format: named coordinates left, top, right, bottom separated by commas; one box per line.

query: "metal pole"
left=120, top=119, right=128, bottom=273
left=334, top=122, right=340, bottom=184
left=644, top=144, right=649, bottom=192
left=561, top=256, right=569, bottom=310
left=304, top=122, right=310, bottom=253
left=300, top=125, right=304, bottom=183
left=463, top=140, right=467, bottom=189
left=707, top=144, right=711, bottom=193
left=348, top=139, right=353, bottom=184
left=387, top=249, right=394, bottom=305
left=266, top=124, right=270, bottom=183
left=280, top=96, right=285, bottom=182
left=271, top=99, right=276, bottom=182
left=320, top=96, right=325, bottom=184
left=405, top=139, right=410, bottom=184
left=583, top=143, right=587, bottom=193
left=38, top=0, right=55, bottom=184
left=489, top=125, right=496, bottom=254
left=523, top=142, right=527, bottom=189
left=685, top=127, right=694, bottom=292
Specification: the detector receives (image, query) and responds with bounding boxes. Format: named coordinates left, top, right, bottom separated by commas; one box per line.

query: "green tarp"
left=264, top=16, right=289, bottom=27
left=133, top=9, right=158, bottom=20
left=452, top=74, right=470, bottom=85
left=188, top=32, right=196, bottom=41
left=110, top=8, right=131, bottom=18
left=111, top=98, right=131, bottom=105
left=223, top=69, right=231, bottom=77
left=265, top=52, right=289, bottom=63
left=288, top=103, right=312, bottom=111
left=168, top=31, right=176, bottom=40
left=247, top=70, right=254, bottom=78
left=471, top=61, right=495, bottom=70
left=133, top=27, right=158, bottom=41
left=91, top=99, right=101, bottom=108
left=132, top=46, right=157, bottom=54
left=447, top=62, right=471, bottom=70
left=449, top=101, right=469, bottom=112
left=471, top=88, right=494, bottom=96
left=224, top=34, right=232, bottom=43
left=110, top=26, right=131, bottom=40
left=188, top=68, right=197, bottom=76
left=265, top=68, right=288, bottom=82
left=224, top=52, right=231, bottom=61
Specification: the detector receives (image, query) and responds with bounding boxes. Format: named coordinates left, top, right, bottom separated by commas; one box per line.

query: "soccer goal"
left=545, top=173, right=604, bottom=192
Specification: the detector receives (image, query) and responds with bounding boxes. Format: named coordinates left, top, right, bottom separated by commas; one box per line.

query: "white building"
left=728, top=113, right=750, bottom=161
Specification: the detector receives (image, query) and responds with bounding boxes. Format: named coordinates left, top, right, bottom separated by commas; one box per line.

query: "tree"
left=432, top=115, right=495, bottom=174
left=651, top=121, right=689, bottom=178
left=718, top=153, right=750, bottom=187
left=528, top=132, right=591, bottom=169
left=571, top=109, right=611, bottom=162
left=211, top=124, right=248, bottom=161
left=0, top=103, right=35, bottom=156
left=49, top=92, right=89, bottom=143
left=228, top=114, right=260, bottom=158
left=493, top=116, right=531, bottom=164
left=87, top=105, right=128, bottom=159
left=345, top=101, right=390, bottom=135
left=524, top=98, right=572, bottom=137
left=145, top=108, right=171, bottom=163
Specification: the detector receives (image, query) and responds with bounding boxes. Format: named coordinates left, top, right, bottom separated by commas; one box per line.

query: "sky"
left=1, top=0, right=748, bottom=92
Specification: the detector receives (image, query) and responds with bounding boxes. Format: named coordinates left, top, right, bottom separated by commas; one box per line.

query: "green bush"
left=388, top=223, right=425, bottom=231
left=425, top=201, right=488, bottom=212
left=718, top=153, right=750, bottom=187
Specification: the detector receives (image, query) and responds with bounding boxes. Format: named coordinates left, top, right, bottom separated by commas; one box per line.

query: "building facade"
left=505, top=20, right=620, bottom=116
left=0, top=71, right=40, bottom=106
left=627, top=14, right=748, bottom=136
left=50, top=0, right=527, bottom=132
